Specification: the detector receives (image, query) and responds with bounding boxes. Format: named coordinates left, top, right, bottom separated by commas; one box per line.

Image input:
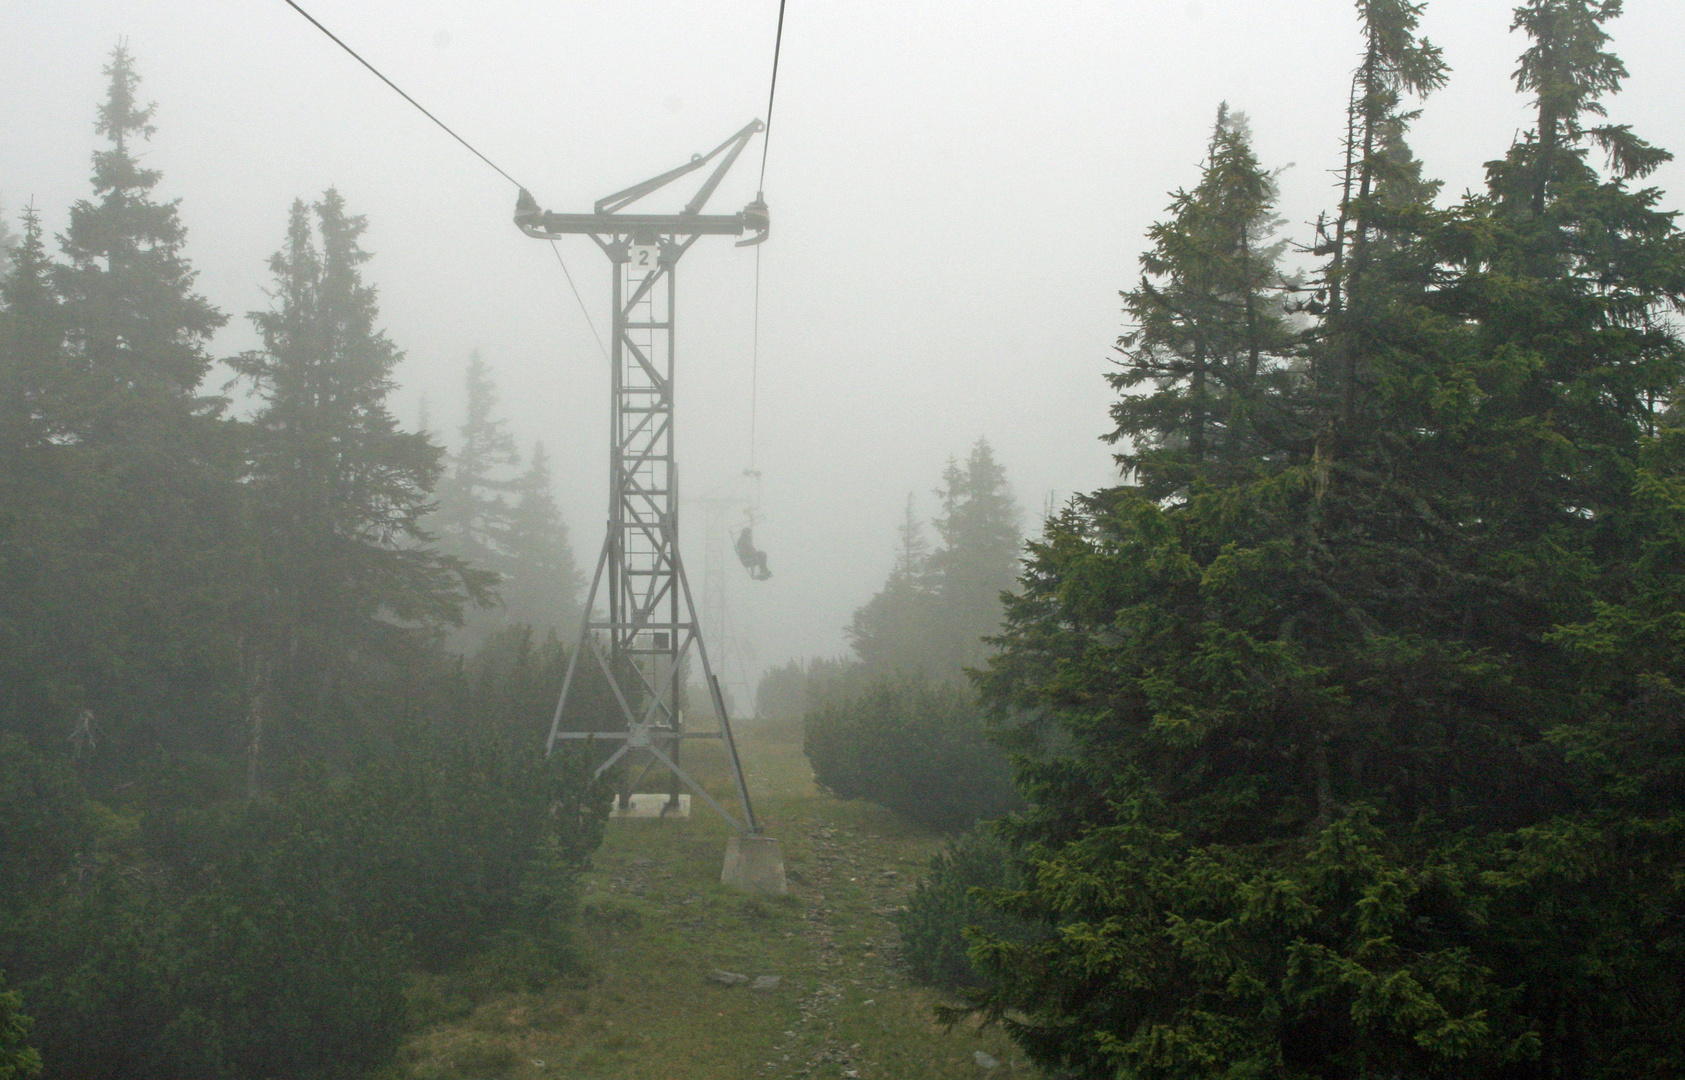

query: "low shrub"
left=754, top=656, right=852, bottom=720
left=0, top=734, right=90, bottom=902
left=896, top=829, right=1037, bottom=993
left=5, top=735, right=607, bottom=1080
left=0, top=973, right=40, bottom=1080
left=803, top=675, right=1019, bottom=831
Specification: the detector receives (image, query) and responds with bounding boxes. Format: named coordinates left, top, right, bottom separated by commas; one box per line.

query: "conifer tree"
left=847, top=442, right=1019, bottom=679
left=847, top=494, right=936, bottom=675
left=1509, top=0, right=1666, bottom=213
left=1, top=48, right=242, bottom=774
left=893, top=492, right=931, bottom=578
left=1108, top=107, right=1297, bottom=498
left=928, top=438, right=1020, bottom=671
left=54, top=45, right=225, bottom=440
left=1318, top=0, right=1447, bottom=435
left=433, top=351, right=521, bottom=575
left=0, top=208, right=61, bottom=453
left=0, top=210, right=67, bottom=731
left=233, top=191, right=488, bottom=792
left=816, top=452, right=1021, bottom=830
left=966, top=3, right=1685, bottom=1075
left=500, top=440, right=584, bottom=636
left=0, top=978, right=40, bottom=1080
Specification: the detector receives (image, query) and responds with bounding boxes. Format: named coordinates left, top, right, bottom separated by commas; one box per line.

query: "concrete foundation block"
left=720, top=834, right=788, bottom=895
left=608, top=793, right=690, bottom=819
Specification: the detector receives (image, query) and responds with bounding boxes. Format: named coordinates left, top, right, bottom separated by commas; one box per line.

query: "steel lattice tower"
left=515, top=121, right=768, bottom=835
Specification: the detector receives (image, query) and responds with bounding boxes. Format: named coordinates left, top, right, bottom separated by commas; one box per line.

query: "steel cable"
left=277, top=0, right=606, bottom=363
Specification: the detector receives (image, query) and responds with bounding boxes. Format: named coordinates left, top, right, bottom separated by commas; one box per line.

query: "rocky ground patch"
left=399, top=717, right=1030, bottom=1080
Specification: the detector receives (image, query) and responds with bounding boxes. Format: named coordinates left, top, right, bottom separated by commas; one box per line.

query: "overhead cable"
left=758, top=0, right=788, bottom=191
left=276, top=0, right=607, bottom=366
left=278, top=0, right=525, bottom=190
left=750, top=245, right=762, bottom=470
left=749, top=0, right=789, bottom=470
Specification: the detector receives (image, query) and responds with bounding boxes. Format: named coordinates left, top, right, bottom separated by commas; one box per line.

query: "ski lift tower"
left=515, top=121, right=784, bottom=893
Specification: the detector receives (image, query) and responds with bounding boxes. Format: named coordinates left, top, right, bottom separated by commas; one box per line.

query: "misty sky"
left=8, top=1, right=1685, bottom=699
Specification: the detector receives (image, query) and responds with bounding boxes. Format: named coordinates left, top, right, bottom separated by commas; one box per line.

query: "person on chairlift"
left=735, top=526, right=772, bottom=581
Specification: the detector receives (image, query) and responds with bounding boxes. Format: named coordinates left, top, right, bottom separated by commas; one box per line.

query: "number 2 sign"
left=628, top=244, right=659, bottom=279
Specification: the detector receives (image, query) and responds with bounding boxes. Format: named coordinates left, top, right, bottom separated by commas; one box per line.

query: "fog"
left=8, top=0, right=1685, bottom=692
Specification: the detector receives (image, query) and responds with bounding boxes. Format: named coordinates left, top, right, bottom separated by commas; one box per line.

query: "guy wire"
left=551, top=241, right=610, bottom=361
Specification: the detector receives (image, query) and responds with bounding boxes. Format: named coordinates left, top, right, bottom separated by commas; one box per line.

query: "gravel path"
left=757, top=823, right=914, bottom=1079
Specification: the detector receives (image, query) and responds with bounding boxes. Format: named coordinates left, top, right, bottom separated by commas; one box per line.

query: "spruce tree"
left=0, top=209, right=65, bottom=753
left=233, top=191, right=488, bottom=791
left=1, top=48, right=242, bottom=774
left=0, top=208, right=61, bottom=453
left=813, top=447, right=1022, bottom=824
left=0, top=978, right=40, bottom=1080
left=1317, top=0, right=1448, bottom=437
left=433, top=350, right=521, bottom=575
left=928, top=438, right=1020, bottom=672
left=500, top=440, right=584, bottom=637
left=847, top=442, right=1020, bottom=679
left=0, top=208, right=68, bottom=732
left=54, top=45, right=225, bottom=440
left=967, top=4, right=1685, bottom=1076
left=1108, top=107, right=1297, bottom=498
left=846, top=493, right=937, bottom=675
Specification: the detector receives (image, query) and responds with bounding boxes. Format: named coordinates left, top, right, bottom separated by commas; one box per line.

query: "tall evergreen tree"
left=0, top=47, right=242, bottom=774
left=0, top=208, right=70, bottom=742
left=1108, top=106, right=1298, bottom=499
left=848, top=441, right=1020, bottom=679
left=966, top=4, right=1685, bottom=1076
left=0, top=208, right=61, bottom=454
left=1509, top=0, right=1666, bottom=213
left=815, top=449, right=1022, bottom=829
left=1317, top=0, right=1448, bottom=436
left=433, top=350, right=521, bottom=575
left=847, top=493, right=937, bottom=675
left=232, top=191, right=487, bottom=793
left=500, top=440, right=584, bottom=637
left=54, top=45, right=225, bottom=440
left=928, top=438, right=1021, bottom=671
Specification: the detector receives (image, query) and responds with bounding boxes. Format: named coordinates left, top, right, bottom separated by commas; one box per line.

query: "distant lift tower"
left=515, top=121, right=771, bottom=848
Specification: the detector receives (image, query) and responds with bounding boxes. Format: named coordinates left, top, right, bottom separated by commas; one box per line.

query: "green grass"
left=399, top=715, right=1033, bottom=1079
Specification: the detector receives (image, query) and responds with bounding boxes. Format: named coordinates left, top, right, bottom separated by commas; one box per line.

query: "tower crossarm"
left=515, top=210, right=754, bottom=238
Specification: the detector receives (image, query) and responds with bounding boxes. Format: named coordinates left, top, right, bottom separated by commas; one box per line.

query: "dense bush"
left=19, top=856, right=402, bottom=1080
left=803, top=676, right=1019, bottom=831
left=896, top=829, right=1037, bottom=992
left=0, top=730, right=607, bottom=1080
left=0, top=976, right=39, bottom=1080
left=754, top=656, right=852, bottom=721
left=0, top=735, right=89, bottom=902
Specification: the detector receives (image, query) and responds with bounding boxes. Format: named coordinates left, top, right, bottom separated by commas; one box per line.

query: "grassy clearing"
left=399, top=715, right=1033, bottom=1079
